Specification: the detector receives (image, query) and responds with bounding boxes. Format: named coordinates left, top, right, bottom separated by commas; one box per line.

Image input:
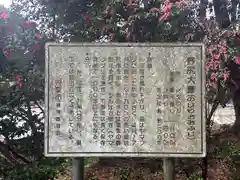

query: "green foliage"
left=185, top=173, right=203, bottom=180
left=3, top=158, right=67, bottom=180
left=219, top=140, right=240, bottom=163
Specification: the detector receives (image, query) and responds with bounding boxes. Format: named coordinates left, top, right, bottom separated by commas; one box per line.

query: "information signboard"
left=44, top=43, right=206, bottom=157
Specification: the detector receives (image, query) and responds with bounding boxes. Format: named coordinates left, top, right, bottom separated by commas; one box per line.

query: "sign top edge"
left=45, top=42, right=204, bottom=48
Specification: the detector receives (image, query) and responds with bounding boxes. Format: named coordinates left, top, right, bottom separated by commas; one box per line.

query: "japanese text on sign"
left=45, top=43, right=206, bottom=158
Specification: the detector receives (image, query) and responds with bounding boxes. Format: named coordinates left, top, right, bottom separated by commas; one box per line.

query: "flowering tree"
left=1, top=0, right=240, bottom=178
left=91, top=0, right=240, bottom=132
left=0, top=8, right=47, bottom=176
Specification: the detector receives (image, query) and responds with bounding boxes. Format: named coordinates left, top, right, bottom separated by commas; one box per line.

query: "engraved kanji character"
left=186, top=57, right=195, bottom=65
left=100, top=134, right=105, bottom=139
left=187, top=86, right=195, bottom=94
left=55, top=124, right=61, bottom=129
left=93, top=134, right=98, bottom=139
left=124, top=134, right=129, bottom=140
left=157, top=108, right=162, bottom=114
left=187, top=126, right=195, bottom=131
left=100, top=140, right=105, bottom=146
left=108, top=57, right=114, bottom=62
left=76, top=140, right=81, bottom=146
left=163, top=125, right=169, bottom=131
left=147, top=63, right=152, bottom=69
left=140, top=68, right=144, bottom=74
left=157, top=118, right=162, bottom=123
left=187, top=76, right=196, bottom=84
left=124, top=141, right=129, bottom=146
left=56, top=130, right=60, bottom=136
left=116, top=140, right=121, bottom=146
left=187, top=66, right=196, bottom=75
left=116, top=63, right=121, bottom=68
left=170, top=140, right=176, bottom=145
left=140, top=116, right=144, bottom=122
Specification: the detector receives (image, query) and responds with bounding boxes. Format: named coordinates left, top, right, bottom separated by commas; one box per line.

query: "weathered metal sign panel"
left=44, top=43, right=206, bottom=157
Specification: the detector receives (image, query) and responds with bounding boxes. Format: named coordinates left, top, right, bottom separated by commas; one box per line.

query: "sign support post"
left=72, top=157, right=84, bottom=180
left=163, top=158, right=175, bottom=180
left=45, top=43, right=205, bottom=180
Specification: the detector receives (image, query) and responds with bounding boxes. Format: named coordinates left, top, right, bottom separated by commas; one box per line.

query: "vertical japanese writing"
left=147, top=52, right=152, bottom=69
left=156, top=87, right=163, bottom=145
left=123, top=56, right=130, bottom=146
left=76, top=70, right=83, bottom=146
left=99, top=57, right=106, bottom=146
left=68, top=56, right=75, bottom=140
left=175, top=87, right=182, bottom=116
left=185, top=57, right=197, bottom=140
left=139, top=63, right=145, bottom=146
left=91, top=55, right=99, bottom=141
left=115, top=56, right=122, bottom=146
left=84, top=52, right=91, bottom=72
left=55, top=78, right=62, bottom=136
left=168, top=71, right=181, bottom=116
left=130, top=54, right=137, bottom=146
left=107, top=56, right=114, bottom=146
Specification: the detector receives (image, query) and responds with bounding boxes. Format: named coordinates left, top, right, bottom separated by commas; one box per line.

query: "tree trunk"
left=213, top=0, right=230, bottom=28
left=26, top=100, right=43, bottom=159
left=199, top=0, right=207, bottom=20
left=0, top=141, right=30, bottom=164
left=231, top=0, right=238, bottom=22
left=232, top=91, right=240, bottom=134
left=228, top=61, right=240, bottom=133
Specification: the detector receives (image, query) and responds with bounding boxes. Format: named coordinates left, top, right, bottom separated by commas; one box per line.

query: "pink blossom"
left=103, top=6, right=110, bottom=14
left=165, top=3, right=172, bottom=11
left=206, top=81, right=216, bottom=89
left=211, top=72, right=218, bottom=82
left=159, top=0, right=172, bottom=21
left=159, top=11, right=171, bottom=21
left=79, top=10, right=91, bottom=21
left=35, top=34, right=41, bottom=38
left=205, top=62, right=213, bottom=71
left=219, top=48, right=227, bottom=54
left=16, top=75, right=23, bottom=87
left=212, top=53, right=220, bottom=60
left=175, top=1, right=187, bottom=9
left=17, top=81, right=23, bottom=87
left=0, top=12, right=8, bottom=19
left=109, top=33, right=115, bottom=41
left=127, top=0, right=137, bottom=7
left=150, top=8, right=160, bottom=13
left=222, top=71, right=229, bottom=81
left=235, top=56, right=240, bottom=65
left=16, top=75, right=21, bottom=81
left=220, top=40, right=227, bottom=47
left=3, top=50, right=11, bottom=57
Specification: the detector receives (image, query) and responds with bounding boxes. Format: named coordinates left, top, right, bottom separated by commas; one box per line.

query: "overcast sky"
left=0, top=0, right=12, bottom=8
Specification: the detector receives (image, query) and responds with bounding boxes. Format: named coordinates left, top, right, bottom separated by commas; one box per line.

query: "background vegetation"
left=1, top=0, right=240, bottom=179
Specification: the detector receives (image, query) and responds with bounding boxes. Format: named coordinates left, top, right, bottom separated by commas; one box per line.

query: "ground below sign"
left=44, top=43, right=206, bottom=157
